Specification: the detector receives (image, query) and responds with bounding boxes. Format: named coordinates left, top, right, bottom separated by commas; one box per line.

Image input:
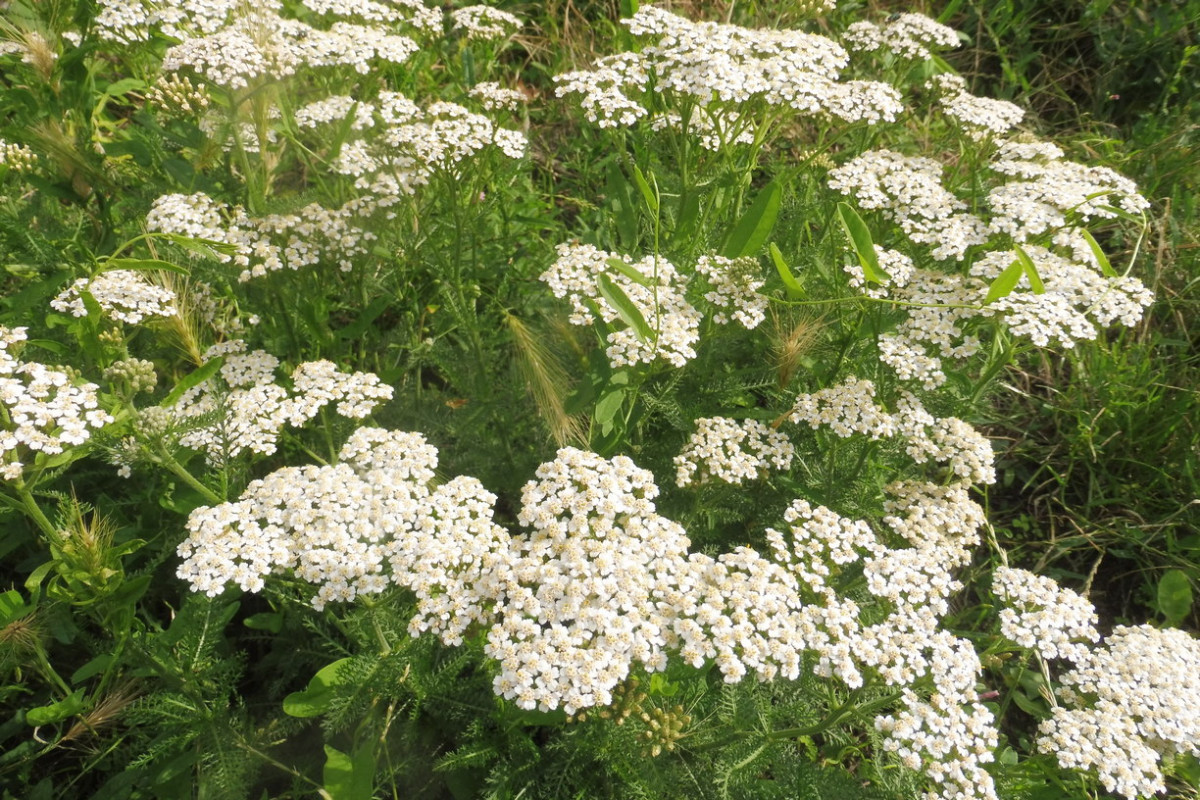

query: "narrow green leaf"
left=99, top=257, right=190, bottom=276
left=1158, top=570, right=1194, bottom=626
left=632, top=165, right=658, bottom=216
left=284, top=657, right=354, bottom=718
left=835, top=203, right=889, bottom=284
left=161, top=233, right=240, bottom=258
left=596, top=273, right=652, bottom=342
left=1013, top=244, right=1045, bottom=294
left=71, top=654, right=114, bottom=686
left=162, top=357, right=225, bottom=407
left=619, top=0, right=639, bottom=17
left=984, top=258, right=1025, bottom=304
left=723, top=181, right=781, bottom=258
left=605, top=257, right=652, bottom=287
left=769, top=243, right=805, bottom=299
left=243, top=612, right=284, bottom=634
left=1078, top=228, right=1118, bottom=278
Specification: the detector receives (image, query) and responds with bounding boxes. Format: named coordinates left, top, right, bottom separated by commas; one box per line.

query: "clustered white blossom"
left=1, top=326, right=114, bottom=481
left=1038, top=625, right=1200, bottom=799
left=94, top=0, right=251, bottom=43
left=168, top=341, right=393, bottom=465
left=294, top=95, right=376, bottom=130
left=971, top=246, right=1153, bottom=347
left=828, top=149, right=989, bottom=262
left=926, top=74, right=1025, bottom=141
left=450, top=6, right=522, bottom=41
left=789, top=376, right=897, bottom=439
left=991, top=567, right=1099, bottom=662
left=146, top=191, right=377, bottom=281
left=50, top=270, right=178, bottom=325
left=694, top=254, right=767, bottom=328
left=0, top=139, right=38, bottom=174
left=844, top=13, right=960, bottom=60
left=541, top=243, right=701, bottom=368
left=555, top=6, right=905, bottom=134
left=160, top=11, right=419, bottom=89
left=674, top=417, right=793, bottom=486
left=469, top=81, right=526, bottom=112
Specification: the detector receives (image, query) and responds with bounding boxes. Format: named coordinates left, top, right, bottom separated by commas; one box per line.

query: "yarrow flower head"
left=167, top=341, right=393, bottom=466
left=1, top=326, right=114, bottom=481
left=674, top=417, right=793, bottom=487
left=1037, top=625, right=1200, bottom=799
left=541, top=243, right=701, bottom=368
left=992, top=567, right=1099, bottom=662
left=51, top=270, right=178, bottom=325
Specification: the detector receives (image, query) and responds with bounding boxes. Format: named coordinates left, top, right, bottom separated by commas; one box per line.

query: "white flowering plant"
left=0, top=1, right=1196, bottom=799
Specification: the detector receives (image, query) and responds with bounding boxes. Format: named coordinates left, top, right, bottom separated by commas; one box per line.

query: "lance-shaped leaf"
left=606, top=257, right=652, bottom=287
left=1013, top=244, right=1046, bottom=294
left=633, top=165, right=658, bottom=216
left=162, top=357, right=226, bottom=406
left=596, top=273, right=653, bottom=342
left=835, top=203, right=889, bottom=284
left=984, top=257, right=1025, bottom=304
left=722, top=181, right=781, bottom=259
left=1078, top=228, right=1118, bottom=278
left=769, top=243, right=805, bottom=299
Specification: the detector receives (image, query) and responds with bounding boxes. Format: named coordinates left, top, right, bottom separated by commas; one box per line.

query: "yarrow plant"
left=0, top=1, right=1194, bottom=799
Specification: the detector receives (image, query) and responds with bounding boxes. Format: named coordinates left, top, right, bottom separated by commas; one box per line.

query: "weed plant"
left=0, top=1, right=1197, bottom=799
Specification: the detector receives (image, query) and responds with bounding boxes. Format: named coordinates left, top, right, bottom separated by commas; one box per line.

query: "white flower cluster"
left=146, top=191, right=377, bottom=281
left=789, top=376, right=896, bottom=439
left=926, top=74, right=1025, bottom=141
left=972, top=245, right=1153, bottom=347
left=893, top=392, right=997, bottom=485
left=674, top=417, right=793, bottom=487
left=555, top=6, right=905, bottom=132
left=450, top=6, right=522, bottom=41
left=178, top=427, right=509, bottom=616
left=1, top=326, right=114, bottom=481
left=94, top=0, right=250, bottom=44
left=991, top=567, right=1099, bottom=662
left=161, top=10, right=418, bottom=89
left=328, top=95, right=527, bottom=199
left=540, top=243, right=701, bottom=368
left=169, top=341, right=393, bottom=465
left=985, top=141, right=1150, bottom=242
left=828, top=149, right=989, bottom=262
left=877, top=268, right=984, bottom=388
left=1038, top=625, right=1200, bottom=799
left=301, top=0, right=441, bottom=30
left=0, top=139, right=38, bottom=174
left=469, top=81, right=526, bottom=112
left=294, top=95, right=376, bottom=130
left=491, top=447, right=694, bottom=711
left=844, top=245, right=915, bottom=299
left=844, top=13, right=960, bottom=60
left=694, top=254, right=767, bottom=328
left=50, top=270, right=178, bottom=325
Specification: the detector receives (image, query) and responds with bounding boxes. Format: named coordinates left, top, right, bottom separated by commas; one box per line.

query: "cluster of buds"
left=639, top=703, right=692, bottom=757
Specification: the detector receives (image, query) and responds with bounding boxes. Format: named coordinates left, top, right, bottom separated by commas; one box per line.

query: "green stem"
left=156, top=452, right=223, bottom=505
left=13, top=481, right=58, bottom=540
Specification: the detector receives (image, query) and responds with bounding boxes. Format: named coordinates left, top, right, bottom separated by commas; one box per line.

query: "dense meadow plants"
left=0, top=0, right=1196, bottom=798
